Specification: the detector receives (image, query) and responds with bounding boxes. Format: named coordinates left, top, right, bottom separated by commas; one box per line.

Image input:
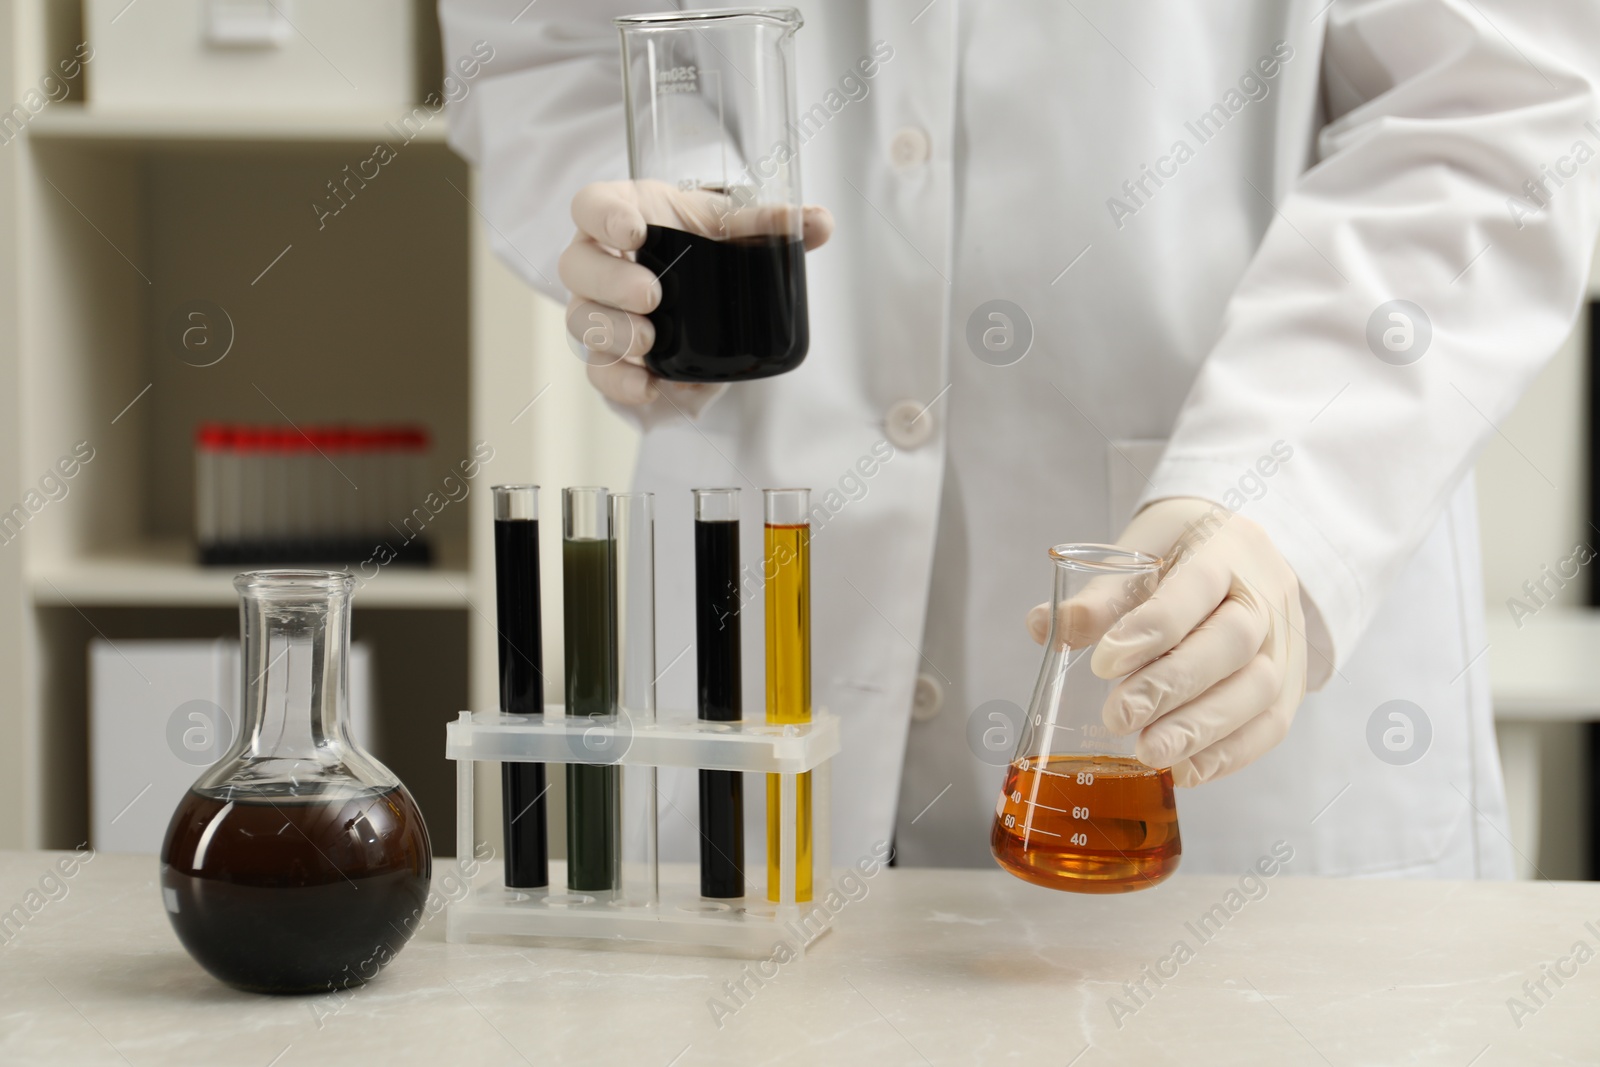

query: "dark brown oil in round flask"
left=159, top=571, right=431, bottom=994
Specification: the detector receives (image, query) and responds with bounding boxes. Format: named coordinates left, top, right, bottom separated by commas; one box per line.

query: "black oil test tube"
left=563, top=487, right=620, bottom=893
left=493, top=485, right=548, bottom=889
left=694, top=488, right=745, bottom=898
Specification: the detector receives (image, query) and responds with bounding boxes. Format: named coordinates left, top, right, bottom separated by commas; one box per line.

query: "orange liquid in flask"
left=991, top=755, right=1180, bottom=893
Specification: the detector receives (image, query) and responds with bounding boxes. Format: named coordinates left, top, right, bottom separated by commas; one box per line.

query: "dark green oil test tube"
left=563, top=487, right=619, bottom=893
left=694, top=488, right=745, bottom=898
left=493, top=485, right=547, bottom=888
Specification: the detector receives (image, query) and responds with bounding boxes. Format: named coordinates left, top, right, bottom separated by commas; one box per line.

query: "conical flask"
left=991, top=545, right=1181, bottom=893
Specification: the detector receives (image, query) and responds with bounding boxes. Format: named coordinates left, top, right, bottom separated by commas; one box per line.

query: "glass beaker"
left=160, top=571, right=431, bottom=994
left=991, top=545, right=1182, bottom=893
left=615, top=8, right=809, bottom=383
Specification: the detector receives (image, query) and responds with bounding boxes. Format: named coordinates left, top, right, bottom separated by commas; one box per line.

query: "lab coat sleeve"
left=1136, top=0, right=1600, bottom=686
left=439, top=0, right=659, bottom=300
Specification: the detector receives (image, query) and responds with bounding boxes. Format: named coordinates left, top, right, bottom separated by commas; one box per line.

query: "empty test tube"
left=612, top=492, right=658, bottom=904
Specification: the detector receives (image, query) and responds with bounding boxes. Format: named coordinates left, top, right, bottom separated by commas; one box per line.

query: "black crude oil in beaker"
left=637, top=225, right=809, bottom=382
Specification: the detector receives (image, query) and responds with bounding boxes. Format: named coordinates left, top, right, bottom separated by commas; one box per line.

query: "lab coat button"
left=884, top=399, right=934, bottom=450
left=889, top=126, right=932, bottom=167
left=911, top=674, right=944, bottom=722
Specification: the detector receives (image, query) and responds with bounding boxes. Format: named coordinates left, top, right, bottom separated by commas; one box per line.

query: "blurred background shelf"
left=1485, top=607, right=1600, bottom=881
left=0, top=0, right=639, bottom=858
left=26, top=104, right=451, bottom=145
left=29, top=539, right=472, bottom=608
left=1486, top=608, right=1600, bottom=721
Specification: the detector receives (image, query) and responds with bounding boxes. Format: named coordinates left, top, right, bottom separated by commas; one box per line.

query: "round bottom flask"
left=160, top=571, right=431, bottom=994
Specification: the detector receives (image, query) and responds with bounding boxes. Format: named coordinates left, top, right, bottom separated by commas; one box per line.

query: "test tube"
left=764, top=488, right=812, bottom=903
left=563, top=487, right=619, bottom=893
left=494, top=485, right=547, bottom=889
left=612, top=492, right=658, bottom=904
left=694, top=488, right=745, bottom=898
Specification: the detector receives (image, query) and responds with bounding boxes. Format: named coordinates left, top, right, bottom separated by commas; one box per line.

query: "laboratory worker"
left=441, top=0, right=1600, bottom=877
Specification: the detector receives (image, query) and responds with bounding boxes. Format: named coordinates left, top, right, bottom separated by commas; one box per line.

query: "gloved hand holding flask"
left=1027, top=498, right=1309, bottom=789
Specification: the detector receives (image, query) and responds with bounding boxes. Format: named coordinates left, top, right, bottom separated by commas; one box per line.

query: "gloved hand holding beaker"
left=559, top=180, right=834, bottom=406
left=1026, top=497, right=1309, bottom=788
left=565, top=9, right=835, bottom=407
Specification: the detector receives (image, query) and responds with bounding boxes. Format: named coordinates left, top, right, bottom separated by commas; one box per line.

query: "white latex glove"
left=1026, top=497, right=1308, bottom=787
left=558, top=179, right=834, bottom=408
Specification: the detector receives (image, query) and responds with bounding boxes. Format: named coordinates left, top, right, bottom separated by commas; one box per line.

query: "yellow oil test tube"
left=764, top=489, right=812, bottom=903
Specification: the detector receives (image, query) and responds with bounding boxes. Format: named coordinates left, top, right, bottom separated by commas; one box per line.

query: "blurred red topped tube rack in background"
left=194, top=422, right=432, bottom=566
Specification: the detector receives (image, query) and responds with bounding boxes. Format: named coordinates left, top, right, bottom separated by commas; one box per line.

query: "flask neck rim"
left=1047, top=543, right=1161, bottom=575
left=615, top=7, right=802, bottom=32
left=234, top=569, right=355, bottom=601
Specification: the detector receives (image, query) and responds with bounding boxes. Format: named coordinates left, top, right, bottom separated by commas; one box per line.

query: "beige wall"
left=1476, top=281, right=1594, bottom=611
left=1476, top=241, right=1599, bottom=881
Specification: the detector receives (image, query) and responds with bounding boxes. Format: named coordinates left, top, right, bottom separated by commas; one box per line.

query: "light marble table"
left=1, top=852, right=1596, bottom=1066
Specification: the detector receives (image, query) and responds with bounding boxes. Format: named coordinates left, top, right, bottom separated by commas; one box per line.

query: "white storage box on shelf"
left=446, top=707, right=839, bottom=957
left=83, top=0, right=416, bottom=113
left=89, top=639, right=374, bottom=853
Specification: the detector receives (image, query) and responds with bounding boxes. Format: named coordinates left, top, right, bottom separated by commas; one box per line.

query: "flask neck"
left=1023, top=548, right=1163, bottom=765
left=193, top=571, right=396, bottom=799
left=239, top=587, right=354, bottom=761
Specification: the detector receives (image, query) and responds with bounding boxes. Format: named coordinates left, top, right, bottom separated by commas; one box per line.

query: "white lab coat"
left=443, top=0, right=1600, bottom=877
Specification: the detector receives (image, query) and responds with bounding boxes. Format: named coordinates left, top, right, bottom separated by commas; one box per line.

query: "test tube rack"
left=445, top=707, right=838, bottom=957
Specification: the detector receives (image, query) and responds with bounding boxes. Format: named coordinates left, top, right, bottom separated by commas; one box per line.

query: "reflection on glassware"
left=990, top=545, right=1181, bottom=893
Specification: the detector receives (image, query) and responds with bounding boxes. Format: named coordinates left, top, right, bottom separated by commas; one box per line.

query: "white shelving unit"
left=28, top=539, right=471, bottom=608
left=0, top=0, right=640, bottom=855
left=25, top=107, right=453, bottom=145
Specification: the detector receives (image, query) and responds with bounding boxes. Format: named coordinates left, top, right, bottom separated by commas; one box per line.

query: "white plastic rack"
left=446, top=707, right=839, bottom=956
